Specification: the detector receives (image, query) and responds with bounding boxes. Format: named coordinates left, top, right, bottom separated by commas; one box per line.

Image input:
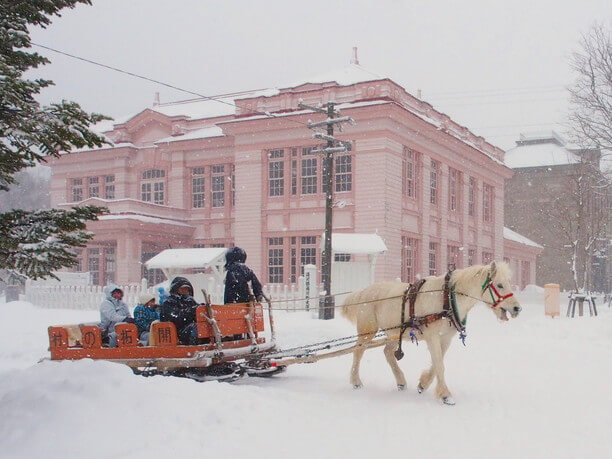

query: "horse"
left=341, top=261, right=521, bottom=405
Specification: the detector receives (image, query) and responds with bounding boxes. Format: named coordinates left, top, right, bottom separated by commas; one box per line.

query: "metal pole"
left=320, top=102, right=335, bottom=320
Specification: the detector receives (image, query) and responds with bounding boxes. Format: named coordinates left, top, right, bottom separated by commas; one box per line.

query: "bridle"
left=481, top=273, right=514, bottom=308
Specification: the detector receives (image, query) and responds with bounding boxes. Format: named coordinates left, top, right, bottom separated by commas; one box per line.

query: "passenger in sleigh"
left=160, top=277, right=202, bottom=345
left=134, top=293, right=159, bottom=345
left=99, top=284, right=134, bottom=347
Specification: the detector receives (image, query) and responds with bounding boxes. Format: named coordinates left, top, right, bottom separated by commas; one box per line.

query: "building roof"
left=98, top=214, right=193, bottom=227
left=155, top=126, right=225, bottom=144
left=324, top=233, right=388, bottom=255
left=283, top=63, right=383, bottom=88
left=505, top=131, right=580, bottom=168
left=503, top=227, right=543, bottom=249
left=150, top=88, right=279, bottom=120
left=145, top=248, right=227, bottom=270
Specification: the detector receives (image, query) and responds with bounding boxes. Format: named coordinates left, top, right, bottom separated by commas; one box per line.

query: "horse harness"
left=394, top=270, right=467, bottom=361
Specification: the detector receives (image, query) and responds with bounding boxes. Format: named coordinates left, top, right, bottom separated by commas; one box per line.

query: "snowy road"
left=0, top=292, right=610, bottom=459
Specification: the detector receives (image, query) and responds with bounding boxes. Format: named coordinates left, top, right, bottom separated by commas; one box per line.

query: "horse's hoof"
left=352, top=384, right=363, bottom=390
left=397, top=384, right=405, bottom=391
left=417, top=383, right=424, bottom=394
left=441, top=396, right=455, bottom=406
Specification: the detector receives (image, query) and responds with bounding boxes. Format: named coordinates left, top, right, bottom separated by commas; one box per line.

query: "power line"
left=427, top=84, right=567, bottom=98
left=434, top=97, right=568, bottom=107
left=31, top=42, right=313, bottom=129
left=472, top=122, right=566, bottom=130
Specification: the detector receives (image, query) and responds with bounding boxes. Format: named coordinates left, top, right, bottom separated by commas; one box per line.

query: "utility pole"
left=298, top=100, right=354, bottom=319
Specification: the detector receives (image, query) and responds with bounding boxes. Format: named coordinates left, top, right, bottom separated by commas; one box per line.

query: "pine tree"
left=0, top=0, right=108, bottom=280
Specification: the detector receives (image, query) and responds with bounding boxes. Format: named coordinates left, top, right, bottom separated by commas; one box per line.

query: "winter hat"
left=138, top=293, right=155, bottom=305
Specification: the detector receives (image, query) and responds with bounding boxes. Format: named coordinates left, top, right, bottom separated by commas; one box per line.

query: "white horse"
left=341, top=261, right=521, bottom=405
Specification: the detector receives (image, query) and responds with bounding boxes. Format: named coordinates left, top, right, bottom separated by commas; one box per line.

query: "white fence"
left=25, top=271, right=323, bottom=312
left=26, top=279, right=154, bottom=310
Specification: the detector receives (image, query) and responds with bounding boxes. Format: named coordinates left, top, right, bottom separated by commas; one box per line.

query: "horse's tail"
left=340, top=289, right=362, bottom=324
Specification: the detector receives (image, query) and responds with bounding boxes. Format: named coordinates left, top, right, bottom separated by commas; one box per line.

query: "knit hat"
left=138, top=293, right=155, bottom=305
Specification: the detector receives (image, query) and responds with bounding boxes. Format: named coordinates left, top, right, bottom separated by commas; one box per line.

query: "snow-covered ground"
left=0, top=291, right=610, bottom=459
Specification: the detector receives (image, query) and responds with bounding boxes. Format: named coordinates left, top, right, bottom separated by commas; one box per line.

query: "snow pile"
left=0, top=299, right=610, bottom=459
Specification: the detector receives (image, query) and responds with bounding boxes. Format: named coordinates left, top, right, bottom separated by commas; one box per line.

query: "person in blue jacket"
left=134, top=293, right=159, bottom=345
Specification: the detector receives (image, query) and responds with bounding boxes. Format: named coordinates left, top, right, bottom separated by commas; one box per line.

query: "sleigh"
left=47, top=302, right=283, bottom=381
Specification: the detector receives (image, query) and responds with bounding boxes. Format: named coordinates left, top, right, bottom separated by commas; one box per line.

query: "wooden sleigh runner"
left=46, top=302, right=284, bottom=381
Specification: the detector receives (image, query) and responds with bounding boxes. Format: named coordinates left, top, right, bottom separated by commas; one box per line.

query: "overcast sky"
left=29, top=0, right=611, bottom=150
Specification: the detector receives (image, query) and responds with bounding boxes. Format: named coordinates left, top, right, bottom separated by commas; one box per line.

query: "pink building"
left=48, top=63, right=541, bottom=288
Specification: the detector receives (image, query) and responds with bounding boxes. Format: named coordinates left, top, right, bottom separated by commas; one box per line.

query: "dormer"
left=110, top=109, right=188, bottom=146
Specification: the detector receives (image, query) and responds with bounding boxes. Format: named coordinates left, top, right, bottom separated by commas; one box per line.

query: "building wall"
left=48, top=77, right=537, bottom=288
left=505, top=165, right=578, bottom=289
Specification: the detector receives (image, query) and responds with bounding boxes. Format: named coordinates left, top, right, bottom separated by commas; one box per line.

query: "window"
left=104, top=175, right=115, bottom=199
left=71, top=178, right=83, bottom=202
left=301, top=148, right=318, bottom=195
left=268, top=237, right=284, bottom=283
left=468, top=248, right=476, bottom=266
left=192, top=167, right=205, bottom=208
left=210, top=165, right=225, bottom=207
left=88, top=177, right=99, bottom=198
left=230, top=164, right=235, bottom=206
left=483, top=183, right=494, bottom=223
left=447, top=245, right=461, bottom=270
left=448, top=168, right=459, bottom=212
left=482, top=251, right=493, bottom=264
left=268, top=235, right=320, bottom=284
left=104, top=247, right=116, bottom=284
left=141, top=169, right=165, bottom=204
left=428, top=242, right=438, bottom=276
left=468, top=177, right=476, bottom=217
left=335, top=154, right=352, bottom=192
left=266, top=146, right=341, bottom=198
left=88, top=247, right=100, bottom=286
left=429, top=160, right=439, bottom=205
left=141, top=248, right=165, bottom=286
left=403, top=148, right=416, bottom=198
left=268, top=149, right=285, bottom=197
left=291, top=158, right=298, bottom=195
left=300, top=236, right=317, bottom=270
left=334, top=253, right=351, bottom=262
left=402, top=236, right=419, bottom=282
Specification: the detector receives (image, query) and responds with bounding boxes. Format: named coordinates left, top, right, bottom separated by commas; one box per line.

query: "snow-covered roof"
left=155, top=126, right=225, bottom=144
left=323, top=233, right=388, bottom=255
left=150, top=88, right=279, bottom=120
left=504, top=142, right=579, bottom=168
left=503, top=227, right=543, bottom=249
left=98, top=214, right=193, bottom=227
left=218, top=100, right=392, bottom=124
left=283, top=63, right=383, bottom=88
left=145, top=248, right=227, bottom=270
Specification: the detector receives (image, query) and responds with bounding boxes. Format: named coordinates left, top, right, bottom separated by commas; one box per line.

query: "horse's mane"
left=452, top=262, right=513, bottom=289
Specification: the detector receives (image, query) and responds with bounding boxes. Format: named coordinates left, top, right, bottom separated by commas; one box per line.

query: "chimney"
left=350, top=46, right=359, bottom=65
left=417, top=89, right=422, bottom=99
left=153, top=92, right=160, bottom=106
